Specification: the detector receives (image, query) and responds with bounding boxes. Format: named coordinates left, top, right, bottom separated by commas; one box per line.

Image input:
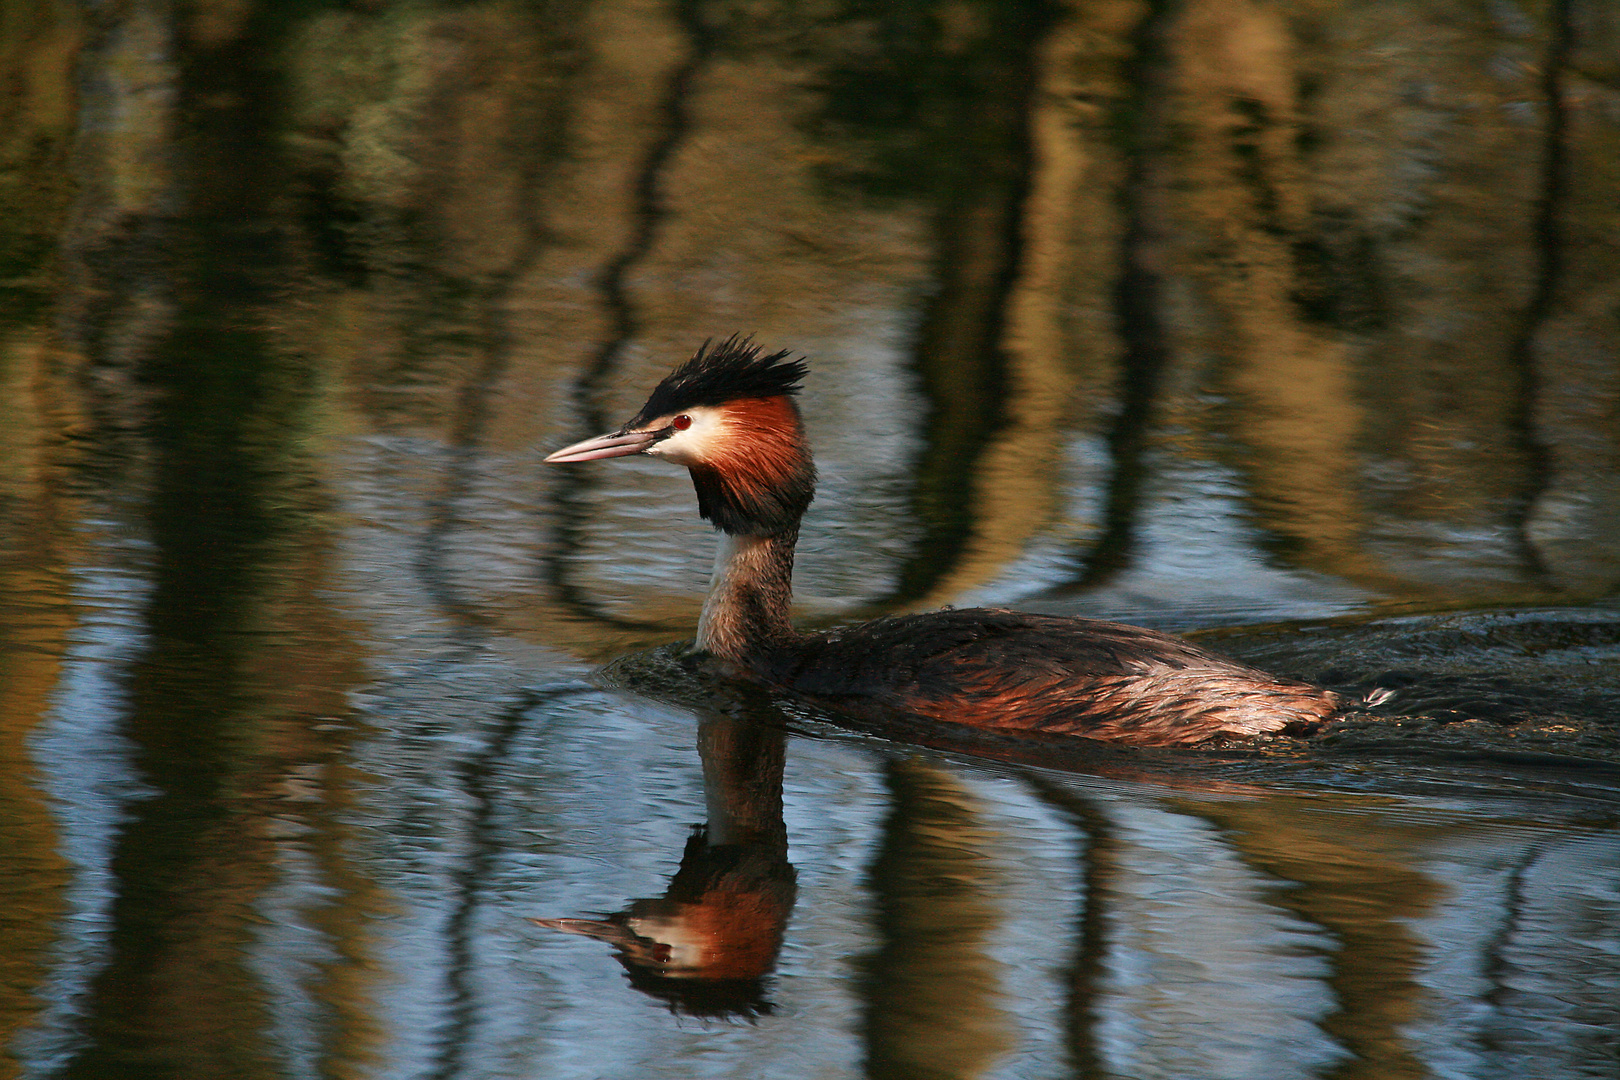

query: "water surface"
left=2, top=2, right=1618, bottom=1077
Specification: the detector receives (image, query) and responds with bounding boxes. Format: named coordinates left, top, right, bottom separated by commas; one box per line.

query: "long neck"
left=696, top=527, right=800, bottom=664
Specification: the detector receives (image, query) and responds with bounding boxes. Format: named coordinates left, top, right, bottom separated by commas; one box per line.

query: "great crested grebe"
left=546, top=337, right=1340, bottom=747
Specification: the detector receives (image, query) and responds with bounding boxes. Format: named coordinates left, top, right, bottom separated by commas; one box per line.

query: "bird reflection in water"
left=532, top=714, right=796, bottom=1017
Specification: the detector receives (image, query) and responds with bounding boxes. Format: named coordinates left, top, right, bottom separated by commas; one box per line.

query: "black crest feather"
left=632, top=336, right=808, bottom=423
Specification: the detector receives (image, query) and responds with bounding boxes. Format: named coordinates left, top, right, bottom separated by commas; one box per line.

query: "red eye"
left=671, top=414, right=692, bottom=430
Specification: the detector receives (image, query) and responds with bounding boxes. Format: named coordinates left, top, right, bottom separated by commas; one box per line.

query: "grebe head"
left=545, top=336, right=816, bottom=535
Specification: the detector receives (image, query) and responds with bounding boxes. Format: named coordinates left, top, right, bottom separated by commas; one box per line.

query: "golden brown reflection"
left=0, top=330, right=75, bottom=1078
left=1023, top=772, right=1497, bottom=1078
left=0, top=3, right=88, bottom=1064
left=1189, top=797, right=1446, bottom=1080
left=43, top=0, right=1595, bottom=662
left=860, top=757, right=1012, bottom=1080
left=6, top=0, right=1600, bottom=660
left=480, top=0, right=1616, bottom=651
left=1165, top=0, right=1376, bottom=581
left=533, top=714, right=796, bottom=1017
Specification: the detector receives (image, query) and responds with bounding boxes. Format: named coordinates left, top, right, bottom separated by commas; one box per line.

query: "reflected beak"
left=543, top=428, right=657, bottom=463
left=530, top=916, right=638, bottom=946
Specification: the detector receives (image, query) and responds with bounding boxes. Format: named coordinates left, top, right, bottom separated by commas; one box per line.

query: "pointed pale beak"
left=529, top=916, right=635, bottom=945
left=543, top=428, right=657, bottom=463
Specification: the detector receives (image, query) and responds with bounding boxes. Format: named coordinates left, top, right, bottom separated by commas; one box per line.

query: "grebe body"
left=546, top=339, right=1338, bottom=747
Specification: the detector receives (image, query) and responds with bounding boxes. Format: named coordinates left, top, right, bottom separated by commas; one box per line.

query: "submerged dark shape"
left=546, top=338, right=1340, bottom=747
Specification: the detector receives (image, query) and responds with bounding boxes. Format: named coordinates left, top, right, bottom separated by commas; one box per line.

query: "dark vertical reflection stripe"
left=811, top=0, right=1057, bottom=606
left=426, top=689, right=552, bottom=1080
left=415, top=14, right=580, bottom=636
left=408, top=83, right=586, bottom=1049
left=1476, top=840, right=1546, bottom=1055
left=575, top=0, right=713, bottom=429
left=1188, top=799, right=1440, bottom=1080
left=892, top=2, right=1055, bottom=604
left=858, top=757, right=1010, bottom=1080
left=61, top=4, right=323, bottom=1076
left=1506, top=0, right=1573, bottom=582
left=540, top=0, right=714, bottom=629
left=1052, top=0, right=1175, bottom=594
left=1026, top=778, right=1120, bottom=1080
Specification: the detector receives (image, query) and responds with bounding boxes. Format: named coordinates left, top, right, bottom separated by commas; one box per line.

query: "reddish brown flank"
left=899, top=669, right=1339, bottom=747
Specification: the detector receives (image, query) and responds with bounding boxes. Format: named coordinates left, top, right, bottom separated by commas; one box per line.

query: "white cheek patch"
left=625, top=915, right=713, bottom=973
left=646, top=405, right=728, bottom=466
